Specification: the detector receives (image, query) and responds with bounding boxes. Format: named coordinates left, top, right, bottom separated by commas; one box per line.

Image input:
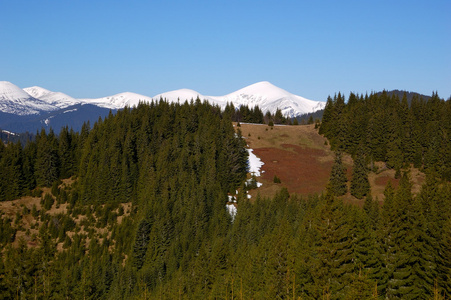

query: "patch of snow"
left=247, top=149, right=264, bottom=177
left=245, top=178, right=263, bottom=188
left=226, top=203, right=237, bottom=221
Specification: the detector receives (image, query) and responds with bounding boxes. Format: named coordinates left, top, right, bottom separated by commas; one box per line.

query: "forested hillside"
left=0, top=97, right=450, bottom=299
left=320, top=91, right=451, bottom=180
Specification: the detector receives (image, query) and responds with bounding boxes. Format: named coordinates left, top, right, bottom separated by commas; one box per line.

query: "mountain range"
left=0, top=80, right=325, bottom=134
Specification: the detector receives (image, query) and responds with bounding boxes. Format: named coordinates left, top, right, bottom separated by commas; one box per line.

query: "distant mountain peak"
left=24, top=86, right=79, bottom=109
left=0, top=81, right=57, bottom=115
left=0, top=81, right=32, bottom=101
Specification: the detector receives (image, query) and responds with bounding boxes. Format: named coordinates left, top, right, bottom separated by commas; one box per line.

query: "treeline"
left=0, top=130, right=34, bottom=146
left=0, top=125, right=87, bottom=201
left=320, top=91, right=451, bottom=180
left=224, top=102, right=290, bottom=125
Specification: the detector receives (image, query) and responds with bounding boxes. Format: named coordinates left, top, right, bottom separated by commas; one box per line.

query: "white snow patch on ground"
left=245, top=178, right=262, bottom=188
left=226, top=204, right=237, bottom=221
left=247, top=148, right=264, bottom=177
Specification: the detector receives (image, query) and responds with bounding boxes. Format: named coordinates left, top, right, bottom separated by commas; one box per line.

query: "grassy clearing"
left=237, top=123, right=425, bottom=202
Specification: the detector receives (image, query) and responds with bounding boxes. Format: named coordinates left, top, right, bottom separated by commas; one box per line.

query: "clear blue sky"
left=1, top=0, right=450, bottom=101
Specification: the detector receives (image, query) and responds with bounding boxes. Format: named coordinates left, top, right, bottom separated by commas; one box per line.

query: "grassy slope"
left=238, top=123, right=425, bottom=204
left=0, top=178, right=131, bottom=249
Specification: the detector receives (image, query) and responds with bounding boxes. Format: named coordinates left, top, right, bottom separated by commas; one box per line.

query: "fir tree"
left=329, top=151, right=348, bottom=196
left=350, top=150, right=370, bottom=199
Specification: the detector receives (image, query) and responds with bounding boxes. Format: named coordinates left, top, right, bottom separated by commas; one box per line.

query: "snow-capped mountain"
left=0, top=81, right=57, bottom=115
left=1, top=80, right=324, bottom=118
left=80, top=92, right=154, bottom=110
left=24, top=86, right=80, bottom=109
left=0, top=80, right=325, bottom=134
left=152, top=89, right=212, bottom=104
left=153, top=81, right=325, bottom=118
left=209, top=81, right=325, bottom=118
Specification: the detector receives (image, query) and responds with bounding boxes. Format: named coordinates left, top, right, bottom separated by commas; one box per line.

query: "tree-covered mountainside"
left=0, top=96, right=450, bottom=299
left=319, top=91, right=451, bottom=180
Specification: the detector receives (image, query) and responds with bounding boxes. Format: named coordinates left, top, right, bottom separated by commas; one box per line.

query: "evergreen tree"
left=329, top=151, right=348, bottom=196
left=350, top=150, right=370, bottom=199
left=310, top=192, right=355, bottom=299
left=35, top=129, right=60, bottom=187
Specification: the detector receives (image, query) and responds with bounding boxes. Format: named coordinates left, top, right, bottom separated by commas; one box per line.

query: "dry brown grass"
left=0, top=187, right=132, bottom=249
left=236, top=123, right=425, bottom=202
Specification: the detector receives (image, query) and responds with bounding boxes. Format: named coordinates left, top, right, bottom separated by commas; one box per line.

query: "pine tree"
left=35, top=129, right=60, bottom=187
left=329, top=151, right=348, bottom=196
left=310, top=192, right=355, bottom=298
left=383, top=173, right=437, bottom=298
left=350, top=150, right=370, bottom=199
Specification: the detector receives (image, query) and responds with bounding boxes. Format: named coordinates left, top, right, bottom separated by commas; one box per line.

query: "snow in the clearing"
left=226, top=148, right=264, bottom=220
left=247, top=148, right=264, bottom=177
left=226, top=204, right=237, bottom=221
left=246, top=178, right=263, bottom=188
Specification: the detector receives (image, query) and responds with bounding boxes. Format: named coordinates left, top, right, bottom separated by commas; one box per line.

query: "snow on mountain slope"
left=0, top=81, right=57, bottom=115
left=153, top=82, right=325, bottom=118
left=1, top=80, right=325, bottom=118
left=80, top=92, right=154, bottom=110
left=24, top=86, right=80, bottom=109
left=210, top=81, right=325, bottom=118
left=152, top=88, right=213, bottom=103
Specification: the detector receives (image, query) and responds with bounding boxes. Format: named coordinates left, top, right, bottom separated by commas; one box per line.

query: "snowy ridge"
left=210, top=81, right=325, bottom=118
left=156, top=81, right=326, bottom=118
left=152, top=88, right=212, bottom=104
left=24, top=86, right=80, bottom=109
left=81, top=92, right=154, bottom=110
left=0, top=81, right=57, bottom=115
left=1, top=80, right=325, bottom=117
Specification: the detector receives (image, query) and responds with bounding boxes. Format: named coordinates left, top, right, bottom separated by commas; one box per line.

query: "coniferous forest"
left=0, top=95, right=450, bottom=299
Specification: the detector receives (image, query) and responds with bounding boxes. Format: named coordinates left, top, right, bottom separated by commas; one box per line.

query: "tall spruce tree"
left=310, top=192, right=355, bottom=299
left=329, top=151, right=348, bottom=196
left=350, top=150, right=370, bottom=199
